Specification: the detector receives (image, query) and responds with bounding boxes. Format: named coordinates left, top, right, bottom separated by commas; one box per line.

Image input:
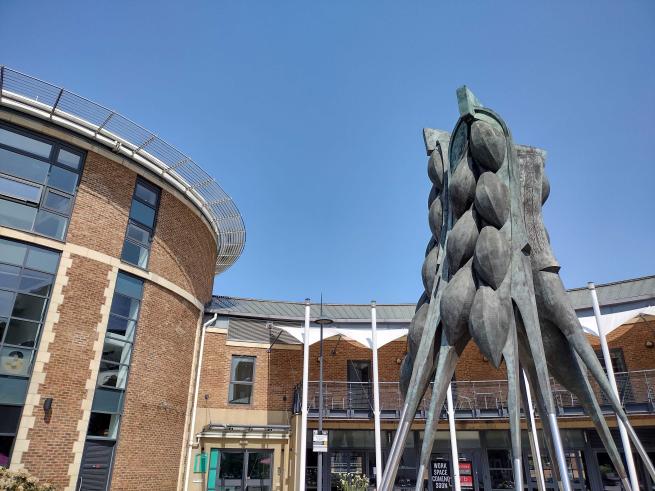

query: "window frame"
left=0, top=121, right=85, bottom=242
left=228, top=355, right=256, bottom=405
left=121, top=177, right=161, bottom=270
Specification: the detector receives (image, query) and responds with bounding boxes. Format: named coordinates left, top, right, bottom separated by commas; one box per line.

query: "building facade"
left=0, top=67, right=245, bottom=490
left=189, top=277, right=655, bottom=491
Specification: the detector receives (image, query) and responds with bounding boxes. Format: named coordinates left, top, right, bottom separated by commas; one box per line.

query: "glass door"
left=206, top=449, right=273, bottom=491
left=347, top=360, right=372, bottom=412
left=330, top=451, right=367, bottom=490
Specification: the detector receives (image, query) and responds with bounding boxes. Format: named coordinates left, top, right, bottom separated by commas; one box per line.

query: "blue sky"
left=1, top=1, right=653, bottom=304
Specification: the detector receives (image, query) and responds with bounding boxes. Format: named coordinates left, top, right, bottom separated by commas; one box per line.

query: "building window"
left=228, top=355, right=255, bottom=404
left=121, top=178, right=160, bottom=269
left=0, top=237, right=60, bottom=465
left=87, top=272, right=143, bottom=440
left=0, top=122, right=84, bottom=241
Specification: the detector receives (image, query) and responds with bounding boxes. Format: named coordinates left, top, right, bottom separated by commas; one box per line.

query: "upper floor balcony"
left=293, top=369, right=655, bottom=420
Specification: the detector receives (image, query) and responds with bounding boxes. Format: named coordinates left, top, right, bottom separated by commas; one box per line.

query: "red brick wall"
left=67, top=152, right=134, bottom=258
left=587, top=320, right=655, bottom=371
left=149, top=190, right=217, bottom=303
left=198, top=335, right=303, bottom=412
left=21, top=256, right=111, bottom=489
left=110, top=282, right=201, bottom=490
left=68, top=149, right=217, bottom=303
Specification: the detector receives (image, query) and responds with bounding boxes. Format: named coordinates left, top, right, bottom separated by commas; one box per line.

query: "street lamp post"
left=315, top=305, right=333, bottom=491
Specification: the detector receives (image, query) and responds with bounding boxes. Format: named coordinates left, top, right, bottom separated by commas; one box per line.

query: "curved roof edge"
left=0, top=66, right=245, bottom=274
left=209, top=275, right=655, bottom=321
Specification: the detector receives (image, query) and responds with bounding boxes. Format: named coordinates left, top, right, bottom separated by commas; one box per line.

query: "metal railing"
left=296, top=370, right=655, bottom=420
left=0, top=66, right=245, bottom=274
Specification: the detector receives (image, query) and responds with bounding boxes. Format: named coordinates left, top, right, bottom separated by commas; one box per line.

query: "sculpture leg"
left=534, top=270, right=655, bottom=483
left=502, top=326, right=523, bottom=491
left=511, top=254, right=572, bottom=491
left=414, top=340, right=463, bottom=491
left=381, top=325, right=442, bottom=491
left=539, top=319, right=632, bottom=491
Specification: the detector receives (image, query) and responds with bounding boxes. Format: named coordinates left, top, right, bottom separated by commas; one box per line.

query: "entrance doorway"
left=330, top=451, right=367, bottom=490
left=347, top=360, right=371, bottom=413
left=206, top=449, right=273, bottom=491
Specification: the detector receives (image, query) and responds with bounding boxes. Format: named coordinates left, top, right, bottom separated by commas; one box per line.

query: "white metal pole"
left=299, top=299, right=311, bottom=491
left=446, top=384, right=461, bottom=491
left=523, top=370, right=546, bottom=491
left=588, top=283, right=639, bottom=491
left=371, top=301, right=383, bottom=489
left=183, top=313, right=217, bottom=491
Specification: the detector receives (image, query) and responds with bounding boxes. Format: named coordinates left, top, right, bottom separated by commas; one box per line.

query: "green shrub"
left=0, top=467, right=56, bottom=491
left=336, top=472, right=369, bottom=491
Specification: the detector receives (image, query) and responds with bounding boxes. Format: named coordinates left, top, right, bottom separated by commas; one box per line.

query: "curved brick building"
left=0, top=67, right=245, bottom=490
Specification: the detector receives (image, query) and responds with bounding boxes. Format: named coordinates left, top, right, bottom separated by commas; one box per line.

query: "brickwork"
left=110, top=282, right=201, bottom=490
left=199, top=334, right=303, bottom=412
left=20, top=255, right=112, bottom=489
left=149, top=189, right=217, bottom=304
left=588, top=320, right=655, bottom=371
left=67, top=152, right=134, bottom=258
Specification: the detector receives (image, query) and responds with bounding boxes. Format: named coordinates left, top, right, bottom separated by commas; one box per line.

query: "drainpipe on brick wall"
left=183, top=313, right=217, bottom=491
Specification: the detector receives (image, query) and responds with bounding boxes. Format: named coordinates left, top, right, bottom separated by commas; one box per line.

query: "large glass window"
left=87, top=272, right=143, bottom=440
left=228, top=355, right=255, bottom=404
left=0, top=238, right=59, bottom=465
left=0, top=123, right=84, bottom=240
left=121, top=178, right=160, bottom=269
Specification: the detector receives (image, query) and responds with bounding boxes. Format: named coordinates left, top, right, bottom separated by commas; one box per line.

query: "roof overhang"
left=0, top=66, right=245, bottom=274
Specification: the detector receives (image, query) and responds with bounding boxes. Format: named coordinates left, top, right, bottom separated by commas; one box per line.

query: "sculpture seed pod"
left=415, top=291, right=429, bottom=312
left=427, top=148, right=444, bottom=190
left=428, top=197, right=443, bottom=240
left=449, top=152, right=476, bottom=220
left=408, top=302, right=432, bottom=361
left=469, top=120, right=506, bottom=172
left=399, top=352, right=414, bottom=398
left=428, top=185, right=438, bottom=209
left=541, top=172, right=550, bottom=205
left=474, top=172, right=509, bottom=229
left=446, top=209, right=479, bottom=274
left=421, top=244, right=439, bottom=294
left=468, top=286, right=507, bottom=368
left=440, top=260, right=476, bottom=346
left=473, top=226, right=510, bottom=289
left=425, top=237, right=437, bottom=257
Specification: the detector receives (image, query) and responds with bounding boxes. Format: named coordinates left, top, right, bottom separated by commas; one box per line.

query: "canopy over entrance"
left=272, top=324, right=407, bottom=349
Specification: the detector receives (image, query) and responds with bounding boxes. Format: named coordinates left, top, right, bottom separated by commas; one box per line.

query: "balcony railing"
left=293, top=370, right=655, bottom=420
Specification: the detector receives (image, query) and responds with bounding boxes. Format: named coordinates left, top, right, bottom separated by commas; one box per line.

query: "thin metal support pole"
left=299, top=299, right=311, bottom=491
left=318, top=321, right=324, bottom=491
left=371, top=301, right=383, bottom=489
left=589, top=283, right=639, bottom=491
left=522, top=370, right=546, bottom=491
left=446, top=384, right=461, bottom=491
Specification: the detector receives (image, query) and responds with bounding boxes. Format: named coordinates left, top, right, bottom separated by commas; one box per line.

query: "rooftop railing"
left=294, top=369, right=655, bottom=420
left=0, top=66, right=245, bottom=274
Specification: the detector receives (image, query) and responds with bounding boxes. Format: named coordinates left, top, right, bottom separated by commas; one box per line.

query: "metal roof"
left=209, top=275, right=655, bottom=322
left=0, top=66, right=245, bottom=274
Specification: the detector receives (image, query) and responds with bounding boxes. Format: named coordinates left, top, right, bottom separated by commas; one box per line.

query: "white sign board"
left=313, top=430, right=328, bottom=453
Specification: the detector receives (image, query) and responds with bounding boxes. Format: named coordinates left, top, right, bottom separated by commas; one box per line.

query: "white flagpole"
left=588, top=282, right=639, bottom=490
left=299, top=299, right=311, bottom=491
left=446, top=384, right=461, bottom=491
left=371, top=301, right=383, bottom=489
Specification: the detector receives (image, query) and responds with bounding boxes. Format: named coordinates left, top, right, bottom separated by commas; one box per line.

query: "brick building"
left=189, top=277, right=655, bottom=491
left=0, top=67, right=245, bottom=490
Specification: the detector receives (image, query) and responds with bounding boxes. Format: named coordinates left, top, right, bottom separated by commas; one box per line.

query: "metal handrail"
left=300, top=369, right=655, bottom=419
left=0, top=66, right=246, bottom=274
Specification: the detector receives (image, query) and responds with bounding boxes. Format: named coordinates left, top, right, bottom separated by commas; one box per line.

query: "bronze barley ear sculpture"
left=384, top=87, right=655, bottom=491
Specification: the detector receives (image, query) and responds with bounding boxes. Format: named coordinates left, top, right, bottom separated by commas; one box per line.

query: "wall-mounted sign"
left=313, top=430, right=328, bottom=452
left=458, top=459, right=473, bottom=489
left=430, top=458, right=452, bottom=489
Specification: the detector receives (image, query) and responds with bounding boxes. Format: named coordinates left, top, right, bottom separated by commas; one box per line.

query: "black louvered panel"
left=78, top=440, right=115, bottom=491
